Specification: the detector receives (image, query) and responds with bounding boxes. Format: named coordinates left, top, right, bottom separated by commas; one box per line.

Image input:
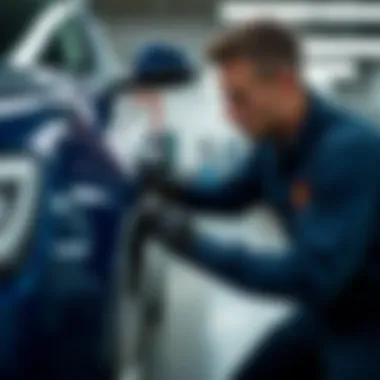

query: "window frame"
left=39, top=14, right=98, bottom=76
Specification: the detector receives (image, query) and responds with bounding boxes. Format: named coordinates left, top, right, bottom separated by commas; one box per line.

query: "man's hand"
left=137, top=158, right=184, bottom=200
left=131, top=197, right=194, bottom=255
left=155, top=206, right=193, bottom=253
left=138, top=157, right=168, bottom=190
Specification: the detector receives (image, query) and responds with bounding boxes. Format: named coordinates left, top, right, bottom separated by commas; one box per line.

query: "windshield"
left=0, top=0, right=52, bottom=58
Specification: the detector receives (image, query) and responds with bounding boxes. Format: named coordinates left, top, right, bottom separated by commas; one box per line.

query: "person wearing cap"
left=134, top=21, right=380, bottom=380
left=126, top=42, right=196, bottom=171
left=126, top=43, right=195, bottom=90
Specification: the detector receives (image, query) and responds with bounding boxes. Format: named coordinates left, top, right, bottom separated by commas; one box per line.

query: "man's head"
left=209, top=20, right=304, bottom=139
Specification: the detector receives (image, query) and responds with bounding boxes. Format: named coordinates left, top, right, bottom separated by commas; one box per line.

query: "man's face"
left=218, top=58, right=292, bottom=139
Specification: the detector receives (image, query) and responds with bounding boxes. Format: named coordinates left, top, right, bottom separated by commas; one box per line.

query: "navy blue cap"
left=126, top=43, right=196, bottom=89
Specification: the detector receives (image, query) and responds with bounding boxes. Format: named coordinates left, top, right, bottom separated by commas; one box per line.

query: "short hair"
left=208, top=20, right=301, bottom=73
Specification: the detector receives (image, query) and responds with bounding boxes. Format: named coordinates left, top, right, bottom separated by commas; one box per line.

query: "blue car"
left=4, top=0, right=123, bottom=131
left=0, top=1, right=167, bottom=379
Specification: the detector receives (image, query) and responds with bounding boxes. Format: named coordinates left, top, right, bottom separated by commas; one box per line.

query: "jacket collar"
left=276, top=92, right=331, bottom=175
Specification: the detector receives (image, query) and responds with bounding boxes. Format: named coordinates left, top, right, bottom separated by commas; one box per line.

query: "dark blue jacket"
left=179, top=96, right=380, bottom=320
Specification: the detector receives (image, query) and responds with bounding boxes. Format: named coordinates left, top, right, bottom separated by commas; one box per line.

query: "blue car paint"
left=0, top=67, right=137, bottom=378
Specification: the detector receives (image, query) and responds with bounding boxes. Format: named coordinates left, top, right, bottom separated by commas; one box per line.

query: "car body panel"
left=0, top=1, right=143, bottom=377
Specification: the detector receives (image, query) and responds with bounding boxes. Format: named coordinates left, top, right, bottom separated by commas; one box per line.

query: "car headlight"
left=0, top=156, right=40, bottom=275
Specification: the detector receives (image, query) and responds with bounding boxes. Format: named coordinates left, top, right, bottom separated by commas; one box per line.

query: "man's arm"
left=153, top=146, right=265, bottom=214
left=164, top=132, right=380, bottom=306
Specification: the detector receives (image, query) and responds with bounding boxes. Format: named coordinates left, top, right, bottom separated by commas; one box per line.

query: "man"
left=135, top=21, right=380, bottom=379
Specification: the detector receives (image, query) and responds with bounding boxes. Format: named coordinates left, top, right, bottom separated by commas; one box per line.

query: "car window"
left=0, top=0, right=49, bottom=58
left=42, top=17, right=96, bottom=75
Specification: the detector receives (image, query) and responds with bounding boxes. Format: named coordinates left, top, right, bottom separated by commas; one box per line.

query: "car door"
left=31, top=11, right=128, bottom=281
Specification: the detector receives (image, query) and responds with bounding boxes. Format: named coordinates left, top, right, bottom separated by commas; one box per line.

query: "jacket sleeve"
left=171, top=146, right=264, bottom=213
left=182, top=133, right=380, bottom=306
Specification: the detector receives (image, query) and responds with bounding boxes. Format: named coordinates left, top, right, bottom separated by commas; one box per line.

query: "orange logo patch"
left=291, top=181, right=312, bottom=210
